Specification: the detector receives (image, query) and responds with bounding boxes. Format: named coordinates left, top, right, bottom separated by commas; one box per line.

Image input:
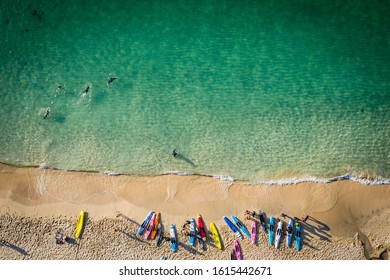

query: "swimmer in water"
left=83, top=85, right=90, bottom=93
left=172, top=149, right=178, bottom=157
left=43, top=108, right=50, bottom=119
left=107, top=77, right=117, bottom=85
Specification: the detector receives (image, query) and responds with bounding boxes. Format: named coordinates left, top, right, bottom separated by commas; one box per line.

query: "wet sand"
left=0, top=163, right=389, bottom=260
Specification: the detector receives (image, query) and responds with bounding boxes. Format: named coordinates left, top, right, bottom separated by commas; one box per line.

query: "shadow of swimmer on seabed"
left=172, top=149, right=196, bottom=167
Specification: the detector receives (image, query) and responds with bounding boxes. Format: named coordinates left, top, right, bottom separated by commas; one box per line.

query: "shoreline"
left=1, top=161, right=389, bottom=186
left=1, top=163, right=389, bottom=260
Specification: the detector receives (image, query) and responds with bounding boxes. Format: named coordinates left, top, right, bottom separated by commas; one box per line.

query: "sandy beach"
left=0, top=163, right=389, bottom=260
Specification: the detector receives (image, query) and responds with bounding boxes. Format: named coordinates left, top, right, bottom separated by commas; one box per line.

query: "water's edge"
left=2, top=162, right=389, bottom=186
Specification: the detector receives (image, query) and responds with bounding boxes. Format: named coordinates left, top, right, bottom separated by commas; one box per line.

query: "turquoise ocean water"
left=1, top=0, right=389, bottom=183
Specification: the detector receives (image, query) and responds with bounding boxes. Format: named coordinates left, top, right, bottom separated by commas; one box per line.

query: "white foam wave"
left=253, top=174, right=390, bottom=186
left=99, top=171, right=121, bottom=176
left=162, top=170, right=194, bottom=176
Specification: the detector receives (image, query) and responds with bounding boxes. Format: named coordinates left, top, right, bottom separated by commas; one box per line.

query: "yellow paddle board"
left=75, top=211, right=85, bottom=239
left=210, top=222, right=222, bottom=250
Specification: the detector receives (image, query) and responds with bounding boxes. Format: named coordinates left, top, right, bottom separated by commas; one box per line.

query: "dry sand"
left=0, top=163, right=389, bottom=260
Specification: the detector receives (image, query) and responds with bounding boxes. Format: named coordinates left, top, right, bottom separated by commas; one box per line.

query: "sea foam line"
left=163, top=170, right=390, bottom=186
left=249, top=174, right=390, bottom=186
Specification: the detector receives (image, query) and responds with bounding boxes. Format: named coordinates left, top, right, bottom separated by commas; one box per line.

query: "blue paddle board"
left=231, top=215, right=251, bottom=238
left=223, top=216, right=243, bottom=239
left=170, top=224, right=178, bottom=252
left=189, top=218, right=196, bottom=246
left=269, top=216, right=275, bottom=245
left=295, top=221, right=301, bottom=251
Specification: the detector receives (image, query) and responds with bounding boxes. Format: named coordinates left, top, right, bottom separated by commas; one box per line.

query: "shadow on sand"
left=118, top=229, right=149, bottom=244
left=0, top=240, right=29, bottom=256
left=116, top=212, right=141, bottom=227
left=299, top=215, right=332, bottom=242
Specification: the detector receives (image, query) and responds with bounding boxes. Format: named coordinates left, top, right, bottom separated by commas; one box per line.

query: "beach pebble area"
left=0, top=211, right=380, bottom=260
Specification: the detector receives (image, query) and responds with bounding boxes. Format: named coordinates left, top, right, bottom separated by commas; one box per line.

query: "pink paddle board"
left=143, top=212, right=156, bottom=240
left=251, top=220, right=257, bottom=244
left=234, top=240, right=242, bottom=260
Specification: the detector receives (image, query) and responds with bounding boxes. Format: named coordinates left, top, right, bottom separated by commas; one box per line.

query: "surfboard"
left=230, top=249, right=236, bottom=260
left=275, top=219, right=283, bottom=249
left=269, top=216, right=275, bottom=245
left=156, top=223, right=164, bottom=247
left=210, top=222, right=222, bottom=250
left=231, top=215, right=251, bottom=238
left=251, top=220, right=257, bottom=244
left=197, top=214, right=207, bottom=241
left=286, top=218, right=294, bottom=247
left=259, top=211, right=267, bottom=233
left=234, top=240, right=242, bottom=260
left=295, top=221, right=301, bottom=251
left=189, top=218, right=196, bottom=246
left=195, top=226, right=205, bottom=248
left=75, top=210, right=85, bottom=239
left=150, top=212, right=160, bottom=240
left=223, top=216, right=243, bottom=239
left=170, top=224, right=178, bottom=252
left=143, top=212, right=156, bottom=240
left=137, top=211, right=154, bottom=235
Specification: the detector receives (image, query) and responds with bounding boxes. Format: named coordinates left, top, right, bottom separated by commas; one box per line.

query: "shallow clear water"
left=1, top=0, right=389, bottom=182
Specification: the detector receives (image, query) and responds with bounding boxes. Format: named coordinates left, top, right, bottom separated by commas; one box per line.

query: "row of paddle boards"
left=137, top=211, right=165, bottom=247
left=268, top=216, right=301, bottom=251
left=135, top=211, right=302, bottom=254
left=137, top=212, right=223, bottom=252
left=224, top=214, right=301, bottom=251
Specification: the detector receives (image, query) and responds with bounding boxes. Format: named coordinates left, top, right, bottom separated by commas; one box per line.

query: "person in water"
left=43, top=108, right=50, bottom=119
left=172, top=149, right=178, bottom=157
left=83, top=85, right=90, bottom=93
left=107, top=77, right=117, bottom=85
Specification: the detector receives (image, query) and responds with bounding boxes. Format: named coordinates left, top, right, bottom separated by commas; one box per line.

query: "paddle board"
left=189, top=218, right=196, bottom=246
left=197, top=214, right=207, bottom=241
left=275, top=219, right=283, bottom=249
left=231, top=215, right=251, bottom=238
left=143, top=212, right=156, bottom=240
left=230, top=249, right=236, bottom=260
left=234, top=240, right=242, bottom=260
left=75, top=211, right=85, bottom=239
left=269, top=216, right=275, bottom=245
left=170, top=224, right=178, bottom=252
left=196, top=226, right=205, bottom=248
left=210, top=222, right=222, bottom=250
left=286, top=218, right=294, bottom=247
left=251, top=220, right=257, bottom=244
left=295, top=221, right=301, bottom=251
left=259, top=211, right=267, bottom=233
left=223, top=216, right=243, bottom=239
left=156, top=223, right=164, bottom=247
left=150, top=212, right=160, bottom=240
left=137, top=211, right=154, bottom=235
